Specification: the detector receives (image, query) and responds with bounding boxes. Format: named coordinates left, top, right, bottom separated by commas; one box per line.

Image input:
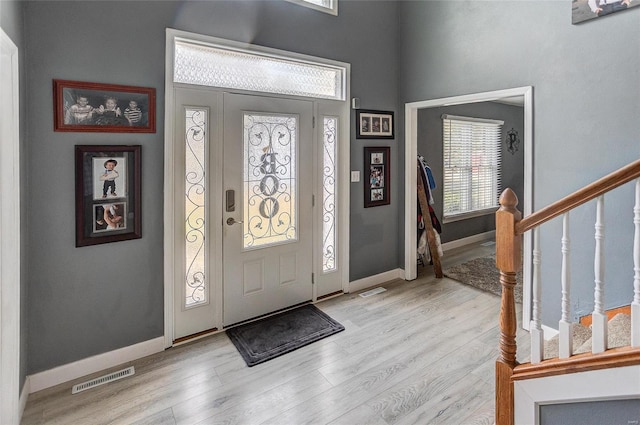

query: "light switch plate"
left=351, top=171, right=360, bottom=182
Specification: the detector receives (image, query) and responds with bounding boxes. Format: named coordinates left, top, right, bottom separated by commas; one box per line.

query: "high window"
left=286, top=0, right=338, bottom=15
left=174, top=39, right=345, bottom=100
left=442, top=114, right=503, bottom=222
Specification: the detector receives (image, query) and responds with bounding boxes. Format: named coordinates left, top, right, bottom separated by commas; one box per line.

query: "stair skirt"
left=514, top=365, right=640, bottom=424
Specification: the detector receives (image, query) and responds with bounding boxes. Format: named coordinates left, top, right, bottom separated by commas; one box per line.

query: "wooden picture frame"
left=364, top=146, right=390, bottom=207
left=356, top=109, right=394, bottom=139
left=75, top=145, right=142, bottom=247
left=54, top=79, right=156, bottom=133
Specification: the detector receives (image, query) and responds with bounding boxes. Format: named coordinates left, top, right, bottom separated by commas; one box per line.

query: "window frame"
left=285, top=0, right=338, bottom=16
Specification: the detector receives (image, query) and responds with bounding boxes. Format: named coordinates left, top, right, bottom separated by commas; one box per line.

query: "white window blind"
left=442, top=114, right=503, bottom=222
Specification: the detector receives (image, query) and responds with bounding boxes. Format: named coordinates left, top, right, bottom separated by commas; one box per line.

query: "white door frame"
left=404, top=86, right=533, bottom=329
left=0, top=26, right=21, bottom=425
left=163, top=29, right=350, bottom=346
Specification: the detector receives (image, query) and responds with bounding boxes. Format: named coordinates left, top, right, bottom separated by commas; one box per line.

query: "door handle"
left=226, top=217, right=243, bottom=226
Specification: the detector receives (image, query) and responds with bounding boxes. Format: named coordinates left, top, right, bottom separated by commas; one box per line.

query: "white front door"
left=222, top=93, right=313, bottom=326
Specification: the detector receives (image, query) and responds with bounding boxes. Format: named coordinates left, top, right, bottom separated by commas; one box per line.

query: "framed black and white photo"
left=572, top=0, right=638, bottom=24
left=356, top=110, right=394, bottom=139
left=364, top=146, right=390, bottom=207
left=75, top=145, right=141, bottom=247
left=54, top=80, right=156, bottom=133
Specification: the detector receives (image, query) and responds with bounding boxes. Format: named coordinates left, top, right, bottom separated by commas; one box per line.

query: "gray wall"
left=540, top=398, right=640, bottom=424
left=0, top=0, right=28, bottom=392
left=417, top=102, right=524, bottom=244
left=399, top=1, right=640, bottom=326
left=24, top=0, right=399, bottom=373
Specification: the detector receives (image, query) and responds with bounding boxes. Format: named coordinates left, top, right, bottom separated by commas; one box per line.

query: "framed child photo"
left=75, top=145, right=141, bottom=247
left=364, top=146, right=390, bottom=208
left=54, top=79, right=156, bottom=133
left=356, top=110, right=394, bottom=139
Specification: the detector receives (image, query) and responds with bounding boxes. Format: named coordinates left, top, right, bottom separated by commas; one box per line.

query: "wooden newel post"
left=495, top=188, right=522, bottom=425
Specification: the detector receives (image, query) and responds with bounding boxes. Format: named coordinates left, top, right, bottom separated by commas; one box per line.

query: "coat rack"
left=417, top=165, right=443, bottom=278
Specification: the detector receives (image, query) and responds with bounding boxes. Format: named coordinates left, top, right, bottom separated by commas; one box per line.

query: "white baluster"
left=632, top=179, right=640, bottom=347
left=592, top=195, right=607, bottom=354
left=530, top=227, right=543, bottom=363
left=559, top=213, right=572, bottom=358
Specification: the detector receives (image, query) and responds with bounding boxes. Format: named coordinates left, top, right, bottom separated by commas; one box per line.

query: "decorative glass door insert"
left=243, top=113, right=298, bottom=249
left=322, top=116, right=337, bottom=272
left=185, top=108, right=207, bottom=307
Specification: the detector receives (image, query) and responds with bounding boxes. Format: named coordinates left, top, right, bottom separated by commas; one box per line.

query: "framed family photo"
left=54, top=79, right=156, bottom=133
left=572, top=0, right=638, bottom=24
left=364, top=146, right=390, bottom=208
left=356, top=109, right=394, bottom=139
left=75, top=145, right=141, bottom=247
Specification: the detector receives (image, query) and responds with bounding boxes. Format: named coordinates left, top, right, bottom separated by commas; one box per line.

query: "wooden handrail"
left=516, top=159, right=640, bottom=235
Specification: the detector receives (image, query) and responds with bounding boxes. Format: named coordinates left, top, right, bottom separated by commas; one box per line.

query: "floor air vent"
left=359, top=287, right=387, bottom=298
left=71, top=366, right=135, bottom=394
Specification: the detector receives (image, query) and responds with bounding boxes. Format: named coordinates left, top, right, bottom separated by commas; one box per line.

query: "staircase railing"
left=495, top=159, right=640, bottom=425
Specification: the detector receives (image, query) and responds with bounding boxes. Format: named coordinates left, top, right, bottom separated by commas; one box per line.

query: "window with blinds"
left=442, top=114, right=503, bottom=222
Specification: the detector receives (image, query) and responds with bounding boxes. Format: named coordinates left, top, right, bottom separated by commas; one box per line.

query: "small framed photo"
left=356, top=109, right=394, bottom=139
left=75, top=145, right=141, bottom=247
left=364, top=146, right=390, bottom=208
left=54, top=79, right=156, bottom=133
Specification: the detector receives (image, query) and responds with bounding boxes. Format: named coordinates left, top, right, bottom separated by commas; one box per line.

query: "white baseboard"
left=28, top=336, right=165, bottom=393
left=441, top=230, right=496, bottom=252
left=348, top=268, right=405, bottom=293
left=19, top=376, right=30, bottom=422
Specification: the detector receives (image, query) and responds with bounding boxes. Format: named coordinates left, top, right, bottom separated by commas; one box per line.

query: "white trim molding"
left=348, top=268, right=405, bottom=294
left=514, top=365, right=640, bottom=424
left=28, top=337, right=164, bottom=393
left=19, top=377, right=29, bottom=421
left=0, top=26, right=21, bottom=425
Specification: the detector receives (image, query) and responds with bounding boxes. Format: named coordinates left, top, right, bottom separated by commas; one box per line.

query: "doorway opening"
left=404, top=86, right=533, bottom=329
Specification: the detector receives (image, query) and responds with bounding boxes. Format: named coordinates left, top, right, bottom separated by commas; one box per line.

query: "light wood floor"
left=22, top=242, right=530, bottom=425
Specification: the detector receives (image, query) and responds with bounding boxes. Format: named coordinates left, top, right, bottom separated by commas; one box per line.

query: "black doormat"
left=226, top=304, right=345, bottom=367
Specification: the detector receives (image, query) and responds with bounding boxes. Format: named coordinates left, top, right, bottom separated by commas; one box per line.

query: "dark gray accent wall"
left=1, top=0, right=28, bottom=393
left=540, top=399, right=640, bottom=424
left=417, top=102, right=524, bottom=244
left=399, top=1, right=640, bottom=326
left=24, top=1, right=398, bottom=373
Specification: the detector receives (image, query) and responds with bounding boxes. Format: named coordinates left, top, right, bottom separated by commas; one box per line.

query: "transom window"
left=174, top=39, right=345, bottom=100
left=442, top=114, right=503, bottom=222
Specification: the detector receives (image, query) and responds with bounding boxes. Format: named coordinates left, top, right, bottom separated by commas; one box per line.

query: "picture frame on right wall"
left=572, top=0, right=639, bottom=24
left=364, top=146, right=390, bottom=208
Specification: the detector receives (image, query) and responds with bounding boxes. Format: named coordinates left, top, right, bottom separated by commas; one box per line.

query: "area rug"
left=226, top=304, right=345, bottom=367
left=443, top=254, right=523, bottom=304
